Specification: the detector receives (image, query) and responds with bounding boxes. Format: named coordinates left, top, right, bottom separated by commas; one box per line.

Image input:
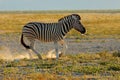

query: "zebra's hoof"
left=59, top=52, right=63, bottom=57
left=38, top=57, right=42, bottom=59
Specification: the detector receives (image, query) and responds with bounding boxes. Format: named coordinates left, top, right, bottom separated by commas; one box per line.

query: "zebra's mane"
left=58, top=14, right=81, bottom=22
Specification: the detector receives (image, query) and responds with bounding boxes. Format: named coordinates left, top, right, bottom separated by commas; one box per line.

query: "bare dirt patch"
left=0, top=33, right=120, bottom=60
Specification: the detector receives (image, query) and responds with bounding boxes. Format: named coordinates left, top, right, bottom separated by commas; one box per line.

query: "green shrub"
left=112, top=51, right=120, bottom=57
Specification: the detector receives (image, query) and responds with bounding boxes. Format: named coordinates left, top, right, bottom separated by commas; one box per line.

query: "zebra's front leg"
left=54, top=41, right=59, bottom=59
left=30, top=41, right=42, bottom=59
left=59, top=40, right=68, bottom=57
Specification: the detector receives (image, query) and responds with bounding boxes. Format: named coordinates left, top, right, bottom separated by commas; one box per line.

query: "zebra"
left=21, top=14, right=86, bottom=59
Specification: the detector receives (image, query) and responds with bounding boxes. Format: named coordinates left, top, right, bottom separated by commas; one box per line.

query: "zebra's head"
left=58, top=14, right=86, bottom=34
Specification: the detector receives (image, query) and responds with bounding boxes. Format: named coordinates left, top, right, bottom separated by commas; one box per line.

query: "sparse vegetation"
left=0, top=52, right=120, bottom=80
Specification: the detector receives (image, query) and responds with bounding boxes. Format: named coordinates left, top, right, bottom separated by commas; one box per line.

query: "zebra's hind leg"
left=59, top=40, right=68, bottom=57
left=30, top=40, right=42, bottom=59
left=54, top=41, right=59, bottom=59
left=28, top=49, right=33, bottom=59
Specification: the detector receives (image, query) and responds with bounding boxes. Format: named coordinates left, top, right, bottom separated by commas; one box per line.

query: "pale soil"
left=0, top=33, right=120, bottom=60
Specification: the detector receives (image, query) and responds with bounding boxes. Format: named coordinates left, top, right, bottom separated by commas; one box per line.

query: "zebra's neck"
left=60, top=21, right=73, bottom=36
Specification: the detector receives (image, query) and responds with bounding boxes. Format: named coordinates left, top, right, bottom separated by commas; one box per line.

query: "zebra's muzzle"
left=80, top=27, right=86, bottom=34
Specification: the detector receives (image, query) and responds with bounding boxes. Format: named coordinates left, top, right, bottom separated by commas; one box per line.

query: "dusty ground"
left=0, top=33, right=120, bottom=60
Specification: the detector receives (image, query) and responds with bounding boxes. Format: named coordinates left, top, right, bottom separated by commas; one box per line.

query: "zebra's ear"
left=72, top=14, right=81, bottom=20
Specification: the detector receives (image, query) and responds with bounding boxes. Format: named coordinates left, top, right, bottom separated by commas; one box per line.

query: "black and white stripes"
left=21, top=14, right=86, bottom=59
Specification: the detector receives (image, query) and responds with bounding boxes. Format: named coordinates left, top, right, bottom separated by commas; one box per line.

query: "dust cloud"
left=0, top=46, right=59, bottom=61
left=0, top=46, right=32, bottom=61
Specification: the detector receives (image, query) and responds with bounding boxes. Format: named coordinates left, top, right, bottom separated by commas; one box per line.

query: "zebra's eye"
left=76, top=21, right=80, bottom=24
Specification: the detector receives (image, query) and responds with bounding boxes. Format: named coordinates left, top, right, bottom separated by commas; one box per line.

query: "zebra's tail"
left=21, top=34, right=30, bottom=49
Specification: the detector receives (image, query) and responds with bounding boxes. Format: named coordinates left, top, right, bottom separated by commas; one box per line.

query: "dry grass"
left=0, top=12, right=120, bottom=38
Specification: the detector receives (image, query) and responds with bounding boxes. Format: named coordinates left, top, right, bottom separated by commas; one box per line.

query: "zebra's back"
left=22, top=22, right=64, bottom=42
